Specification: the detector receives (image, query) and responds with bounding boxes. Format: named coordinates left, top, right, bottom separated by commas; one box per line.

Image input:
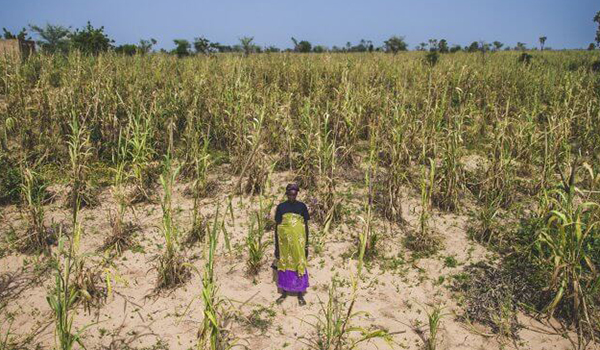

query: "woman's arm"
left=304, top=220, right=309, bottom=259
left=274, top=224, right=280, bottom=259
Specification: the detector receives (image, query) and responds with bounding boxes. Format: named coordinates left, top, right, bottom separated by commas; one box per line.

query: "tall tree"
left=239, top=36, right=254, bottom=56
left=428, top=38, right=439, bottom=52
left=29, top=23, right=71, bottom=54
left=291, top=37, right=312, bottom=53
left=539, top=36, right=547, bottom=51
left=438, top=39, right=449, bottom=53
left=516, top=42, right=527, bottom=51
left=2, top=27, right=30, bottom=40
left=173, top=39, right=191, bottom=57
left=383, top=36, right=408, bottom=54
left=493, top=41, right=504, bottom=51
left=70, top=22, right=113, bottom=55
left=138, top=38, right=157, bottom=54
left=194, top=36, right=212, bottom=54
left=467, top=41, right=480, bottom=53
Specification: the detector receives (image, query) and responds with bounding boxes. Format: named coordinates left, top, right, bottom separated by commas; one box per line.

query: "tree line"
left=3, top=12, right=600, bottom=56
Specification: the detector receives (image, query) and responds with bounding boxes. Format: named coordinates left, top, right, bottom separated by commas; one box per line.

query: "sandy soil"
left=0, top=167, right=585, bottom=350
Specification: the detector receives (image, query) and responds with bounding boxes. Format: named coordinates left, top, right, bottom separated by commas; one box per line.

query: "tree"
left=353, top=39, right=369, bottom=52
left=29, top=24, right=71, bottom=54
left=194, top=36, right=212, bottom=54
left=383, top=36, right=408, bottom=54
left=594, top=11, right=600, bottom=47
left=516, top=42, right=527, bottom=51
left=477, top=41, right=491, bottom=54
left=588, top=43, right=596, bottom=51
left=291, top=37, right=312, bottom=53
left=70, top=22, right=113, bottom=55
left=428, top=38, right=438, bottom=52
left=492, top=41, right=504, bottom=51
left=210, top=42, right=233, bottom=53
left=467, top=41, right=480, bottom=53
left=312, top=45, right=327, bottom=53
left=416, top=42, right=427, bottom=51
left=438, top=39, right=449, bottom=53
left=264, top=45, right=280, bottom=53
left=239, top=36, right=255, bottom=56
left=115, top=44, right=137, bottom=55
left=2, top=27, right=30, bottom=40
left=138, top=38, right=157, bottom=54
left=172, top=39, right=191, bottom=57
left=539, top=36, right=547, bottom=51
left=449, top=44, right=462, bottom=53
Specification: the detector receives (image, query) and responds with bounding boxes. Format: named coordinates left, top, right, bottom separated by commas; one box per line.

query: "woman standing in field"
left=273, top=183, right=310, bottom=306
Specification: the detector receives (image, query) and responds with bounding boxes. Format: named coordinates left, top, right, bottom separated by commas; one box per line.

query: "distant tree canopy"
left=428, top=39, right=438, bottom=51
left=8, top=20, right=594, bottom=56
left=383, top=36, right=408, bottom=54
left=138, top=38, right=157, bottom=54
left=291, top=37, right=312, bottom=53
left=539, top=36, right=547, bottom=51
left=450, top=44, right=462, bottom=53
left=239, top=36, right=256, bottom=55
left=348, top=39, right=372, bottom=52
left=29, top=24, right=71, bottom=54
left=173, top=39, right=191, bottom=57
left=2, top=27, right=30, bottom=40
left=438, top=39, right=449, bottom=53
left=193, top=36, right=212, bottom=54
left=480, top=41, right=491, bottom=53
left=264, top=45, right=280, bottom=53
left=312, top=45, right=327, bottom=53
left=115, top=44, right=138, bottom=55
left=516, top=42, right=527, bottom=51
left=70, top=22, right=114, bottom=55
left=467, top=41, right=480, bottom=53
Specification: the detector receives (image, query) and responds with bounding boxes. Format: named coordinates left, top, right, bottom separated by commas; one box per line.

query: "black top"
left=274, top=200, right=310, bottom=224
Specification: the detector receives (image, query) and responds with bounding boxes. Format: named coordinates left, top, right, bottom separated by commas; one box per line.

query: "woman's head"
left=285, top=183, right=299, bottom=202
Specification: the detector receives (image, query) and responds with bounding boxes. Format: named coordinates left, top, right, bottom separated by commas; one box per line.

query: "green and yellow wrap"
left=276, top=212, right=307, bottom=276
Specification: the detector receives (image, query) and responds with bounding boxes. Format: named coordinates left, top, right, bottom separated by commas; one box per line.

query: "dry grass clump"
left=452, top=262, right=535, bottom=340
left=101, top=210, right=139, bottom=254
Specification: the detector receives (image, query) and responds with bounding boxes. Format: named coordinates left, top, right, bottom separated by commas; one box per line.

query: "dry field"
left=0, top=51, right=599, bottom=350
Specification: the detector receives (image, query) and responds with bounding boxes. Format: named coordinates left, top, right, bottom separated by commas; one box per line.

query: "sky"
left=0, top=0, right=598, bottom=50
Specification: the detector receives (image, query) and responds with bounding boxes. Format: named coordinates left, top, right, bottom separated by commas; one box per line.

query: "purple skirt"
left=277, top=269, right=309, bottom=292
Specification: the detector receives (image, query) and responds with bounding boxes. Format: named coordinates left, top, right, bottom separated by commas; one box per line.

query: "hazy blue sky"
left=1, top=0, right=598, bottom=50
